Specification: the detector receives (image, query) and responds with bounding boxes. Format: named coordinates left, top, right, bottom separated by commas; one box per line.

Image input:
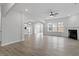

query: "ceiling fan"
left=49, top=9, right=59, bottom=16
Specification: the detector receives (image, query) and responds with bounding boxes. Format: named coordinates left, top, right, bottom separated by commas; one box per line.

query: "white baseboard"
left=1, top=40, right=22, bottom=46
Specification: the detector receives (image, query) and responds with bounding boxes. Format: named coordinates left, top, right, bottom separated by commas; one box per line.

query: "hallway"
left=0, top=35, right=79, bottom=56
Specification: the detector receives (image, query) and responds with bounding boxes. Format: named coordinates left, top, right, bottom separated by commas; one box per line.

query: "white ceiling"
left=12, top=3, right=79, bottom=20
left=0, top=3, right=4, bottom=6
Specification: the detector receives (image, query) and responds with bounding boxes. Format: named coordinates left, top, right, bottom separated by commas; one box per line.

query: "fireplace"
left=68, top=29, right=77, bottom=40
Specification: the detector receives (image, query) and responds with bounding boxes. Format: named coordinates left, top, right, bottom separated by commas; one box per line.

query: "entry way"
left=34, top=23, right=43, bottom=38
left=24, top=22, right=43, bottom=38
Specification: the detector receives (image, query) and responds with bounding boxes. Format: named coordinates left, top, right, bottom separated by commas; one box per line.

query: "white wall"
left=1, top=3, right=15, bottom=16
left=44, top=17, right=68, bottom=37
left=65, top=14, right=79, bottom=40
left=2, top=10, right=24, bottom=46
left=0, top=6, right=1, bottom=41
left=44, top=14, right=79, bottom=40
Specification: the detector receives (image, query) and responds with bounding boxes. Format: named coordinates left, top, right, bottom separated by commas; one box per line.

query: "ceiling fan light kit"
left=49, top=9, right=59, bottom=17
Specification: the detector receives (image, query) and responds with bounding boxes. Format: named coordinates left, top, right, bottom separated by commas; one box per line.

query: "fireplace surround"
left=68, top=29, right=77, bottom=40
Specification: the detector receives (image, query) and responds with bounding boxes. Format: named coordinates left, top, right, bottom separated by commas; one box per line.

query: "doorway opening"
left=24, top=23, right=32, bottom=35
left=34, top=23, right=43, bottom=38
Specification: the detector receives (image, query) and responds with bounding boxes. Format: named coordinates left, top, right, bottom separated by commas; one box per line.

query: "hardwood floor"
left=0, top=34, right=79, bottom=56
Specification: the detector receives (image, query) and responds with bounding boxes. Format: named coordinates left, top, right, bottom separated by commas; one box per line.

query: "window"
left=58, top=22, right=64, bottom=32
left=48, top=23, right=53, bottom=32
left=47, top=22, right=64, bottom=32
left=52, top=23, right=57, bottom=32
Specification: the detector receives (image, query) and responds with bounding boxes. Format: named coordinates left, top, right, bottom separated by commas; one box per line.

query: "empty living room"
left=0, top=0, right=79, bottom=58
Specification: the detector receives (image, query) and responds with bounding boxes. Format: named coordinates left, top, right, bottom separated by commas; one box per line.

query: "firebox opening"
left=68, top=30, right=77, bottom=40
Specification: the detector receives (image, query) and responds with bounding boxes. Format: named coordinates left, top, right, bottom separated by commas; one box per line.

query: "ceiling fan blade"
left=54, top=13, right=59, bottom=16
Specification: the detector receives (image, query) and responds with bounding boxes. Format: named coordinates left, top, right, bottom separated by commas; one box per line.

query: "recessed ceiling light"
left=25, top=9, right=28, bottom=12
